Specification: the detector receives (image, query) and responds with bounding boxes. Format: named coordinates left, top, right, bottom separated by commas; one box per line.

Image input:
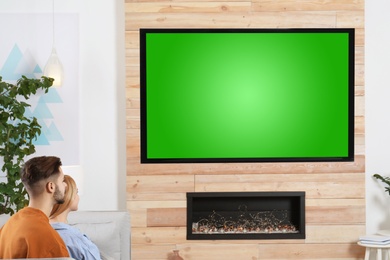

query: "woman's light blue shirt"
left=51, top=222, right=101, bottom=260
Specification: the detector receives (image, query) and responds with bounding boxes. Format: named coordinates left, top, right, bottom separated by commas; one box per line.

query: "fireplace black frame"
left=187, top=191, right=305, bottom=240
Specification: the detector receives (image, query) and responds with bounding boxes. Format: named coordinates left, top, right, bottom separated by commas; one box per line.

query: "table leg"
left=364, top=248, right=370, bottom=260
left=377, top=248, right=382, bottom=260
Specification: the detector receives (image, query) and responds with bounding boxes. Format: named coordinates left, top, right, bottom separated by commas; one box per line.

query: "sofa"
left=0, top=211, right=130, bottom=260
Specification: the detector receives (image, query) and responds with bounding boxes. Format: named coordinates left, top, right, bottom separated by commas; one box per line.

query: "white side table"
left=358, top=241, right=390, bottom=260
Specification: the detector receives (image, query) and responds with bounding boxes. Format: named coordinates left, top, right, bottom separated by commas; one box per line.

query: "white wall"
left=365, top=0, right=390, bottom=234
left=77, top=0, right=126, bottom=211
left=0, top=0, right=126, bottom=211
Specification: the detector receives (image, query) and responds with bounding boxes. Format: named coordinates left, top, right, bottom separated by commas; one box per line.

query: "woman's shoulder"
left=52, top=223, right=93, bottom=243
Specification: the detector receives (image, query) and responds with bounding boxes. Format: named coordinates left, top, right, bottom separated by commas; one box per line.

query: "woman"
left=50, top=175, right=102, bottom=260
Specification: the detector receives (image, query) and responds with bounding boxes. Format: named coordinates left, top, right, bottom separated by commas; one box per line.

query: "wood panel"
left=127, top=156, right=365, bottom=175
left=147, top=208, right=187, bottom=227
left=126, top=2, right=252, bottom=13
left=251, top=1, right=364, bottom=12
left=125, top=0, right=365, bottom=258
left=257, top=244, right=365, bottom=259
left=126, top=12, right=339, bottom=30
left=131, top=225, right=365, bottom=244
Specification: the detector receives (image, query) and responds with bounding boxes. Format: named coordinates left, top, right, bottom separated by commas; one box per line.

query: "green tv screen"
left=140, top=28, right=355, bottom=163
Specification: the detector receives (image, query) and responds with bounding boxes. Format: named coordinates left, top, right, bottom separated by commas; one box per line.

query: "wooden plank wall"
left=125, top=0, right=365, bottom=259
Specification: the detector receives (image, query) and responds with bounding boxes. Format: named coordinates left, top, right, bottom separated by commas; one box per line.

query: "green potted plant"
left=0, top=75, right=53, bottom=215
left=373, top=174, right=390, bottom=196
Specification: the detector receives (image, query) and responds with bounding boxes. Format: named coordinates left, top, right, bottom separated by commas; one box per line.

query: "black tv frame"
left=140, top=28, right=355, bottom=164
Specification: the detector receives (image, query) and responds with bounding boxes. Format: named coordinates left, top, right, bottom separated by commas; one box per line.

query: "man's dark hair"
left=20, top=156, right=62, bottom=191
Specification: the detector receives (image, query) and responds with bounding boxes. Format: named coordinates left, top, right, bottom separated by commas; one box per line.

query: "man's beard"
left=54, top=184, right=65, bottom=204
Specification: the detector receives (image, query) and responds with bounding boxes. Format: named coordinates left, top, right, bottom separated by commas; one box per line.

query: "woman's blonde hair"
left=50, top=174, right=77, bottom=219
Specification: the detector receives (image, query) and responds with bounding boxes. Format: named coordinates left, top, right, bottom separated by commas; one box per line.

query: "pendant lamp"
left=44, top=0, right=64, bottom=87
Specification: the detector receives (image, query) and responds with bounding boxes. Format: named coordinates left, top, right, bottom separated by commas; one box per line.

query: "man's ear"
left=46, top=182, right=55, bottom=193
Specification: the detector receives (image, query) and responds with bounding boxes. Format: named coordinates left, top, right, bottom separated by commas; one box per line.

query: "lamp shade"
left=44, top=47, right=64, bottom=87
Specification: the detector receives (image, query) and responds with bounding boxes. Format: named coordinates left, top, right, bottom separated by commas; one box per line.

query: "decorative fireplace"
left=187, top=191, right=305, bottom=240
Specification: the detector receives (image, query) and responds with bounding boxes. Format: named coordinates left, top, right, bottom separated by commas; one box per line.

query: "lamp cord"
left=52, top=0, right=55, bottom=47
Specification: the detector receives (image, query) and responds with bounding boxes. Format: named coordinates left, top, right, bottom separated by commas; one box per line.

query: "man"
left=0, top=156, right=70, bottom=258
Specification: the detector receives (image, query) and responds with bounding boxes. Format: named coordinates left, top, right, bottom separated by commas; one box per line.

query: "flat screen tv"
left=140, top=28, right=355, bottom=163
